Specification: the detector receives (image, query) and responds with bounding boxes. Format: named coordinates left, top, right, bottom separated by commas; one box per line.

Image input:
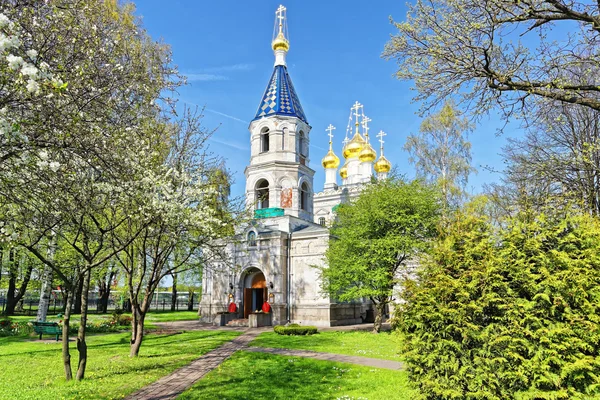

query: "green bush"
left=397, top=200, right=600, bottom=400
left=0, top=319, right=33, bottom=337
left=274, top=325, right=318, bottom=336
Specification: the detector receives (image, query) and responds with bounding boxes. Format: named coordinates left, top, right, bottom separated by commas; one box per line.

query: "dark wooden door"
left=244, top=288, right=252, bottom=318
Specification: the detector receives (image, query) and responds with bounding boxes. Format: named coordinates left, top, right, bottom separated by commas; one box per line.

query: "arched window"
left=247, top=231, right=257, bottom=247
left=318, top=217, right=326, bottom=226
left=298, top=131, right=306, bottom=156
left=282, top=127, right=288, bottom=150
left=256, top=179, right=269, bottom=209
left=260, top=128, right=270, bottom=153
left=300, top=182, right=310, bottom=211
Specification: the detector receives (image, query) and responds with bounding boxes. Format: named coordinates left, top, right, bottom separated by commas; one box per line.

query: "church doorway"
left=242, top=269, right=268, bottom=318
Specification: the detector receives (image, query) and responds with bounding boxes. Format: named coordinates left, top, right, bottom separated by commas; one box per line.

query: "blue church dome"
left=253, top=64, right=308, bottom=124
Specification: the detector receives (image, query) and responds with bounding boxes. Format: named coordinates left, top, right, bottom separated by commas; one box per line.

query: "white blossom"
left=26, top=49, right=38, bottom=60
left=26, top=79, right=39, bottom=93
left=6, top=54, right=23, bottom=69
left=0, top=14, right=9, bottom=28
left=21, top=63, right=39, bottom=78
left=49, top=161, right=60, bottom=172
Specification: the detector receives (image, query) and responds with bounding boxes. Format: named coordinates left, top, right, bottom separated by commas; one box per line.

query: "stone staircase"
left=226, top=318, right=249, bottom=327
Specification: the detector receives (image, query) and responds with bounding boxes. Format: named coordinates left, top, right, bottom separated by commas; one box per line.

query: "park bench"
left=31, top=321, right=61, bottom=341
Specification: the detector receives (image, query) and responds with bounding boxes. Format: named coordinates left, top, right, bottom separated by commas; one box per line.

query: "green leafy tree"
left=405, top=101, right=475, bottom=210
left=320, top=178, right=440, bottom=333
left=397, top=198, right=600, bottom=399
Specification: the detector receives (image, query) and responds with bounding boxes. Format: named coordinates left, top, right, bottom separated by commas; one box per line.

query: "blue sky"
left=134, top=0, right=518, bottom=198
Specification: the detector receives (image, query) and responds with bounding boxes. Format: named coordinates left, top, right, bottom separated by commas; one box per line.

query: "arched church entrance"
left=241, top=268, right=268, bottom=319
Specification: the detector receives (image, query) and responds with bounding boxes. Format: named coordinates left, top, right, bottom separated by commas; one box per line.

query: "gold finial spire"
left=326, top=124, right=336, bottom=149
left=272, top=5, right=290, bottom=59
left=343, top=101, right=366, bottom=158
left=352, top=101, right=362, bottom=134
left=358, top=114, right=376, bottom=162
left=377, top=130, right=387, bottom=155
left=362, top=115, right=372, bottom=141
left=322, top=124, right=340, bottom=169
left=374, top=130, right=392, bottom=173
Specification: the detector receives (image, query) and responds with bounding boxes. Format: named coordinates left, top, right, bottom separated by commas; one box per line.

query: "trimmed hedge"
left=274, top=324, right=318, bottom=336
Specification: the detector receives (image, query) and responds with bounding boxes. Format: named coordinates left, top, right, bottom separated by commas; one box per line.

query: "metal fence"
left=0, top=290, right=200, bottom=316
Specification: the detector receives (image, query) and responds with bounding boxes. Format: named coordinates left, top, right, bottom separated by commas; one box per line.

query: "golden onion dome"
left=339, top=162, right=348, bottom=179
left=321, top=149, right=340, bottom=169
left=343, top=132, right=365, bottom=159
left=358, top=142, right=377, bottom=163
left=374, top=155, right=392, bottom=173
left=272, top=31, right=289, bottom=52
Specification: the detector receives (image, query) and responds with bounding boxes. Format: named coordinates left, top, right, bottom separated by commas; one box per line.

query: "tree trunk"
left=130, top=310, right=145, bottom=357
left=4, top=254, right=34, bottom=316
left=4, top=273, right=16, bottom=316
left=187, top=291, right=194, bottom=311
left=61, top=289, right=69, bottom=313
left=75, top=269, right=91, bottom=380
left=37, top=239, right=56, bottom=322
left=373, top=301, right=386, bottom=333
left=73, top=275, right=84, bottom=315
left=170, top=272, right=177, bottom=311
left=4, top=250, right=17, bottom=315
left=98, top=270, right=115, bottom=314
left=62, top=287, right=74, bottom=380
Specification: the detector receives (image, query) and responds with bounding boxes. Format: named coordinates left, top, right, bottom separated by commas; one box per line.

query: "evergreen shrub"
left=274, top=325, right=318, bottom=336
left=396, top=201, right=600, bottom=400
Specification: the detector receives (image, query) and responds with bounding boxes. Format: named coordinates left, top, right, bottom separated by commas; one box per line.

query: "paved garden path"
left=126, top=322, right=400, bottom=400
left=125, top=328, right=266, bottom=400
left=245, top=346, right=404, bottom=370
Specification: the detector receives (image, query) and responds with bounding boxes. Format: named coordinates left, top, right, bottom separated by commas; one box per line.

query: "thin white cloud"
left=183, top=64, right=254, bottom=83
left=203, top=63, right=254, bottom=73
left=206, top=108, right=248, bottom=125
left=310, top=144, right=327, bottom=151
left=185, top=73, right=229, bottom=82
left=210, top=137, right=249, bottom=151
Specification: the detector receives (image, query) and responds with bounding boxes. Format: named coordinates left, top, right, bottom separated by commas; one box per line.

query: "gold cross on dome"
left=351, top=101, right=362, bottom=127
left=377, top=130, right=387, bottom=152
left=276, top=5, right=286, bottom=31
left=362, top=115, right=372, bottom=137
left=326, top=124, right=336, bottom=144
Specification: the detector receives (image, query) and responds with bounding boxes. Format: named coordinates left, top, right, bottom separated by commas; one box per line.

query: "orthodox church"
left=199, top=5, right=392, bottom=327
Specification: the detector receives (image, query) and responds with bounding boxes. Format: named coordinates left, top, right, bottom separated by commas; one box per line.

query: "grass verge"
left=0, top=330, right=240, bottom=400
left=178, top=350, right=417, bottom=400
left=249, top=330, right=403, bottom=361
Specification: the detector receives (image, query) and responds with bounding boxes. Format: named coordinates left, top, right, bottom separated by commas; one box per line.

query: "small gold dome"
left=374, top=155, right=392, bottom=173
left=340, top=162, right=348, bottom=179
left=358, top=142, right=377, bottom=163
left=343, top=132, right=365, bottom=159
left=322, top=149, right=340, bottom=169
left=272, top=32, right=289, bottom=52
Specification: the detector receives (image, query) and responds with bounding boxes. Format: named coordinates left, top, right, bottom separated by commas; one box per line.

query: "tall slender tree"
left=405, top=101, right=475, bottom=211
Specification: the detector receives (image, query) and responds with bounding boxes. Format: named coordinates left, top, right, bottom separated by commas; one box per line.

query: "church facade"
left=199, top=5, right=392, bottom=327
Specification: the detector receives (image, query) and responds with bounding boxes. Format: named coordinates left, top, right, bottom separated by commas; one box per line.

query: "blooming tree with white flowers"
left=0, top=0, right=190, bottom=381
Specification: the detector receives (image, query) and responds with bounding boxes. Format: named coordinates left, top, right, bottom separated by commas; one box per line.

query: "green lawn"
left=0, top=330, right=241, bottom=400
left=178, top=350, right=417, bottom=400
left=144, top=310, right=199, bottom=323
left=249, top=330, right=403, bottom=361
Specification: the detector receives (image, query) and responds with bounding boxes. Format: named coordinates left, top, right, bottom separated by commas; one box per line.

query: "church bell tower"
left=245, top=5, right=315, bottom=221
